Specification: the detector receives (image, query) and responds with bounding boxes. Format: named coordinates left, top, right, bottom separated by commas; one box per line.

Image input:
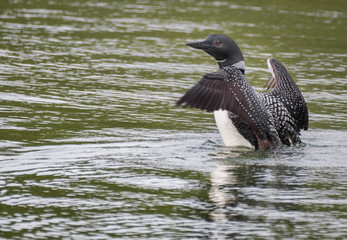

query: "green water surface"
left=1, top=0, right=347, bottom=239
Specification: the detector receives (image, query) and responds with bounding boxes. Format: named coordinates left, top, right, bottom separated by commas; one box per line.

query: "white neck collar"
left=232, top=60, right=246, bottom=70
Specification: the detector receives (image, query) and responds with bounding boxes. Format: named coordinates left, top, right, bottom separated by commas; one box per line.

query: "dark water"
left=1, top=0, right=347, bottom=239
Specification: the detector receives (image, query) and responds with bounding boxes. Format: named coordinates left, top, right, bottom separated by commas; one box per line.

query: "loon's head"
left=186, top=34, right=244, bottom=68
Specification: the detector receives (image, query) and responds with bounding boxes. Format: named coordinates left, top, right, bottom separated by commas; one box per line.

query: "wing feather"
left=265, top=58, right=309, bottom=130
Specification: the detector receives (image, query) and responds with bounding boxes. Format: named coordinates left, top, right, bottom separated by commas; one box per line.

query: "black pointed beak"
left=186, top=41, right=209, bottom=50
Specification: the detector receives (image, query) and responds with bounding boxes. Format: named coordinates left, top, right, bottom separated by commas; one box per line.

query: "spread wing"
left=265, top=58, right=309, bottom=130
left=176, top=71, right=242, bottom=113
left=176, top=68, right=280, bottom=149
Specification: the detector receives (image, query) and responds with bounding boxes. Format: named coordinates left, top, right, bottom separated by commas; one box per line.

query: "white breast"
left=213, top=110, right=253, bottom=148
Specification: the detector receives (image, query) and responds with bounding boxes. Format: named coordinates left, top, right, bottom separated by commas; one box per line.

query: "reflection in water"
left=208, top=155, right=304, bottom=238
left=209, top=162, right=238, bottom=240
left=207, top=144, right=347, bottom=239
left=209, top=163, right=237, bottom=221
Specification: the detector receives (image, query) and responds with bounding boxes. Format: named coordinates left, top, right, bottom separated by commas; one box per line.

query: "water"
left=1, top=0, right=347, bottom=239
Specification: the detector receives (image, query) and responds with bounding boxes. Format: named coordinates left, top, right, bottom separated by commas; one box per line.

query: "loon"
left=176, top=34, right=308, bottom=150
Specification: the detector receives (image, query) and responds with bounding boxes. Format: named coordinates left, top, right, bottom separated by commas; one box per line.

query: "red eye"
left=216, top=40, right=220, bottom=46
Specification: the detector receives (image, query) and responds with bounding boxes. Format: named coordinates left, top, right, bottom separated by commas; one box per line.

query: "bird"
left=176, top=34, right=308, bottom=150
